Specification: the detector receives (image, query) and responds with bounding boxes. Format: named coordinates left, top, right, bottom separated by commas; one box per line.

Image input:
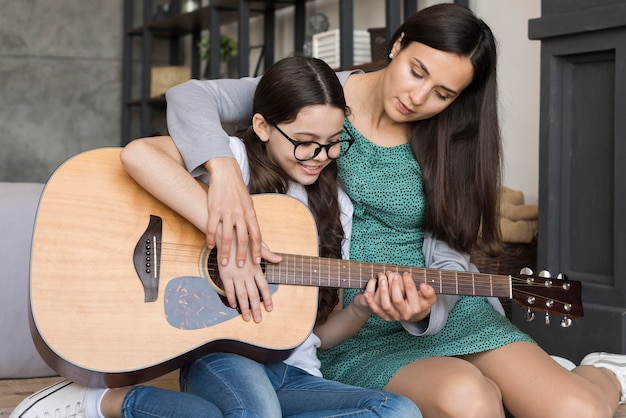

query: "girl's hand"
left=217, top=234, right=273, bottom=323
left=363, top=271, right=436, bottom=322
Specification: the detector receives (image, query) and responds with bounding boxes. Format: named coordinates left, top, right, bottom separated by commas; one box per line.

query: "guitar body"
left=30, top=148, right=319, bottom=388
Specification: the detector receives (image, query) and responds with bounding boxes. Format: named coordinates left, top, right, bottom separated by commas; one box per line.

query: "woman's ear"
left=390, top=33, right=404, bottom=57
left=252, top=114, right=271, bottom=143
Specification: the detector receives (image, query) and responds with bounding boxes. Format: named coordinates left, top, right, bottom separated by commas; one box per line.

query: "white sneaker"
left=550, top=355, right=576, bottom=371
left=10, top=380, right=89, bottom=418
left=581, top=352, right=626, bottom=404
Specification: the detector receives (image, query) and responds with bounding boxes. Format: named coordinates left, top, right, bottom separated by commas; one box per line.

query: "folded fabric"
left=500, top=186, right=525, bottom=205
left=500, top=201, right=538, bottom=221
left=500, top=218, right=537, bottom=243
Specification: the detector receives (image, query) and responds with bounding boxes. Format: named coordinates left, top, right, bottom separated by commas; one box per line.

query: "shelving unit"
left=121, top=0, right=310, bottom=145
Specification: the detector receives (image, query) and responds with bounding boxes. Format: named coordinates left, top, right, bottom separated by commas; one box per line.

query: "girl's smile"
left=258, top=104, right=346, bottom=186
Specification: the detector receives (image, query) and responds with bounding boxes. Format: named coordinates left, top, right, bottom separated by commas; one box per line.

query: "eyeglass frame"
left=268, top=120, right=355, bottom=162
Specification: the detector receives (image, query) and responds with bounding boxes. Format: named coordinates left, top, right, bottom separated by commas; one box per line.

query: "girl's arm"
left=314, top=290, right=371, bottom=349
left=120, top=136, right=274, bottom=323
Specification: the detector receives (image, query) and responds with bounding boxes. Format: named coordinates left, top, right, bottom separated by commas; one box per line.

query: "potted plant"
left=198, top=34, right=238, bottom=78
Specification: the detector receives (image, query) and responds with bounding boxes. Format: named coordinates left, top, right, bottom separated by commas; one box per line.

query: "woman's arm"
left=400, top=234, right=504, bottom=336
left=166, top=77, right=269, bottom=267
left=120, top=136, right=274, bottom=323
left=166, top=78, right=260, bottom=173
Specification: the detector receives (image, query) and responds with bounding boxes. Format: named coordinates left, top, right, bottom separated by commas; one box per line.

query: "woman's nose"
left=409, top=84, right=429, bottom=106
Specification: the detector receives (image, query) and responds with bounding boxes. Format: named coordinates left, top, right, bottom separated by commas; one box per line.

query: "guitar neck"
left=265, top=253, right=512, bottom=298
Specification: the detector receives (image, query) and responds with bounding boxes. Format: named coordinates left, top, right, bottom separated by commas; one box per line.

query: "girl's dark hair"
left=389, top=3, right=502, bottom=254
left=239, top=56, right=349, bottom=324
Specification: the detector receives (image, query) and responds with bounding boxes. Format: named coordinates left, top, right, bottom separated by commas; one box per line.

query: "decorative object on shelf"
left=181, top=0, right=199, bottom=13
left=312, top=29, right=371, bottom=69
left=303, top=13, right=330, bottom=57
left=198, top=34, right=238, bottom=78
left=151, top=66, right=191, bottom=97
left=367, top=27, right=387, bottom=62
left=198, top=34, right=238, bottom=64
left=153, top=1, right=180, bottom=21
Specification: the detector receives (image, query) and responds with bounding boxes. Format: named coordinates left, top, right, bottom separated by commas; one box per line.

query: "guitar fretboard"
left=263, top=253, right=512, bottom=298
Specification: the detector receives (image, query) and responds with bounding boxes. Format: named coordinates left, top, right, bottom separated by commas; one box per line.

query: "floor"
left=1, top=374, right=626, bottom=417
left=0, top=373, right=178, bottom=417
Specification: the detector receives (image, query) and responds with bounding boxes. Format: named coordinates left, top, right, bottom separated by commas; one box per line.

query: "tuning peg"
left=556, top=273, right=571, bottom=290
left=525, top=308, right=535, bottom=322
left=539, top=270, right=552, bottom=278
left=520, top=267, right=533, bottom=275
left=544, top=312, right=550, bottom=325
left=560, top=317, right=573, bottom=328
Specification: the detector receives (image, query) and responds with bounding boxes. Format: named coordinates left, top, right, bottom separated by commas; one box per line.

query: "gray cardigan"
left=165, top=72, right=504, bottom=336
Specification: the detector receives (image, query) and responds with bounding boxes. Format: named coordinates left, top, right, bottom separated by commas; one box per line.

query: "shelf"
left=128, top=2, right=301, bottom=36
left=126, top=96, right=166, bottom=107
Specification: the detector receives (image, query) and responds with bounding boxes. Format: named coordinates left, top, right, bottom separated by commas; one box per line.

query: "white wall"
left=472, top=0, right=541, bottom=204
left=234, top=0, right=542, bottom=204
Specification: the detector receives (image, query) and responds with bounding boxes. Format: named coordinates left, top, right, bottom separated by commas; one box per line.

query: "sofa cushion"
left=0, top=182, right=55, bottom=378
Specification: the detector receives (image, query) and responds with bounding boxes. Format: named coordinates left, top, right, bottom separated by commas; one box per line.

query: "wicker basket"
left=470, top=239, right=538, bottom=319
left=367, top=27, right=387, bottom=62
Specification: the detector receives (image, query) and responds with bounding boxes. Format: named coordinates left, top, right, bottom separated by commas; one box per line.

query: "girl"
left=163, top=4, right=625, bottom=418
left=10, top=56, right=420, bottom=418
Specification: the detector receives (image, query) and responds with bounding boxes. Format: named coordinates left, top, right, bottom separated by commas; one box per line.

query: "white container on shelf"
left=312, top=29, right=371, bottom=69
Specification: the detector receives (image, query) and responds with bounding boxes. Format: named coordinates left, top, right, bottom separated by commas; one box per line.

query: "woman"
left=164, top=4, right=625, bottom=417
left=10, top=57, right=420, bottom=418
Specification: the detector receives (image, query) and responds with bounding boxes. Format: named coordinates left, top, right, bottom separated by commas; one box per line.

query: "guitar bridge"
left=133, top=215, right=162, bottom=302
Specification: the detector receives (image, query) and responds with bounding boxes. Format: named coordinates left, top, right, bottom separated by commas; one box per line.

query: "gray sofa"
left=0, top=182, right=55, bottom=379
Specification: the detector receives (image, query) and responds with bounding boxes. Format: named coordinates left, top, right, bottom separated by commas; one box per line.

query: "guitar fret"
left=263, top=252, right=516, bottom=298
left=440, top=269, right=443, bottom=294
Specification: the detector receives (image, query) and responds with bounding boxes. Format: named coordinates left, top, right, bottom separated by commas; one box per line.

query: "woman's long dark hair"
left=389, top=3, right=502, bottom=255
left=238, top=56, right=349, bottom=324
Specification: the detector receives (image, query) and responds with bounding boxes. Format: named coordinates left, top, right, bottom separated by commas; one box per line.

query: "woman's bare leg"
left=385, top=356, right=505, bottom=418
left=463, top=341, right=620, bottom=418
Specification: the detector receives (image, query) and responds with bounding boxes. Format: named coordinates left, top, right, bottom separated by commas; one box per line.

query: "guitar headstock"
left=511, top=268, right=583, bottom=327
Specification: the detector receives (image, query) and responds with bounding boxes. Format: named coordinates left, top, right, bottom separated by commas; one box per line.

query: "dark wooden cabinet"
left=513, top=0, right=626, bottom=363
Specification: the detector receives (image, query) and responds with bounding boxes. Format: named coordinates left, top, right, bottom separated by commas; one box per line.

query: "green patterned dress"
left=317, top=121, right=534, bottom=390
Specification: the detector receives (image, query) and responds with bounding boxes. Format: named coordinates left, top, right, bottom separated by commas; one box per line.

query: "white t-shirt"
left=197, top=136, right=354, bottom=377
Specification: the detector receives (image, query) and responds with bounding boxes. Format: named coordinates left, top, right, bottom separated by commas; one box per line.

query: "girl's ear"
left=252, top=113, right=271, bottom=143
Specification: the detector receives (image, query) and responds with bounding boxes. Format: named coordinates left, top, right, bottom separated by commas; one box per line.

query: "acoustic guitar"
left=29, top=148, right=583, bottom=388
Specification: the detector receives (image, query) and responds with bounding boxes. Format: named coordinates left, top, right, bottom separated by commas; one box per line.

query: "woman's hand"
left=204, top=158, right=282, bottom=266
left=363, top=271, right=436, bottom=322
left=204, top=158, right=264, bottom=266
left=202, top=158, right=281, bottom=319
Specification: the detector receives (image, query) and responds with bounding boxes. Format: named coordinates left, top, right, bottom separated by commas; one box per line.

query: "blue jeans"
left=121, top=385, right=224, bottom=417
left=179, top=352, right=421, bottom=418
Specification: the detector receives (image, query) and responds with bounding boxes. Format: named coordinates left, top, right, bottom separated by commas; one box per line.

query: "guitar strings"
left=154, top=241, right=574, bottom=309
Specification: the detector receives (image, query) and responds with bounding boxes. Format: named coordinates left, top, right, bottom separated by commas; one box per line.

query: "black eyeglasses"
left=269, top=121, right=355, bottom=162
